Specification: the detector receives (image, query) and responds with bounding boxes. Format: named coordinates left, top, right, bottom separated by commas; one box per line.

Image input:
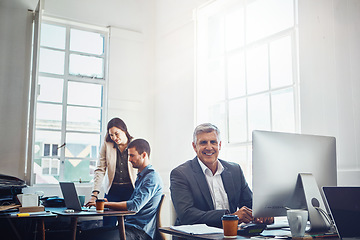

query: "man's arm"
left=105, top=201, right=127, bottom=210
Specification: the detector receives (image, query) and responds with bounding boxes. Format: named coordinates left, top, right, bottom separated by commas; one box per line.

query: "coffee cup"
left=96, top=199, right=105, bottom=212
left=222, top=215, right=239, bottom=238
left=287, top=209, right=308, bottom=238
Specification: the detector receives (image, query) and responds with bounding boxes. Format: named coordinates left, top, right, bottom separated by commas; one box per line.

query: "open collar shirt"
left=197, top=158, right=230, bottom=211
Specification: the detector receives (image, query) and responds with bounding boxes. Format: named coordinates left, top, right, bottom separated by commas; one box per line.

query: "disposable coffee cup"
left=96, top=199, right=105, bottom=212
left=222, top=214, right=239, bottom=238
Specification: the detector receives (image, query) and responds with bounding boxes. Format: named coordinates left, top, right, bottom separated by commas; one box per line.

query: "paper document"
left=170, top=224, right=223, bottom=235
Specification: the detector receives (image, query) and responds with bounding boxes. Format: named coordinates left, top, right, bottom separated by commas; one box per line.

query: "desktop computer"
left=252, top=130, right=337, bottom=232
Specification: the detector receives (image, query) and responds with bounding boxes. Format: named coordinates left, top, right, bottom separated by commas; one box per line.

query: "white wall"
left=0, top=1, right=35, bottom=178
left=298, top=0, right=360, bottom=185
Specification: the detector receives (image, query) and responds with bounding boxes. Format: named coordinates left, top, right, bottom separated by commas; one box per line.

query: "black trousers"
left=125, top=225, right=152, bottom=240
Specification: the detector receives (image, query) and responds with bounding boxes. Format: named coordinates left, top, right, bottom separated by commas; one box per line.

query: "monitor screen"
left=252, top=130, right=337, bottom=230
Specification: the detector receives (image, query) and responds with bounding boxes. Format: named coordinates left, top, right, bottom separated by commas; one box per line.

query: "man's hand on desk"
left=234, top=206, right=254, bottom=223
left=232, top=206, right=274, bottom=224
left=254, top=217, right=274, bottom=224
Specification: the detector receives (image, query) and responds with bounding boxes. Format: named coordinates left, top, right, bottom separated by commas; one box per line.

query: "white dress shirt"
left=197, top=158, right=230, bottom=210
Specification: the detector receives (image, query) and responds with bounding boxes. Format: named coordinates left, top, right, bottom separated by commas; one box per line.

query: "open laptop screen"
left=59, top=182, right=83, bottom=211
left=323, top=187, right=360, bottom=239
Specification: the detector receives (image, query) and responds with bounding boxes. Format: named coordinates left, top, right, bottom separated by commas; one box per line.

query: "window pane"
left=270, top=36, right=293, bottom=88
left=67, top=106, right=101, bottom=132
left=229, top=99, right=247, bottom=143
left=208, top=14, right=225, bottom=57
left=227, top=52, right=246, bottom=98
left=36, top=103, right=62, bottom=130
left=246, top=44, right=269, bottom=94
left=37, top=77, right=63, bottom=103
left=39, top=48, right=65, bottom=75
left=69, top=54, right=104, bottom=78
left=225, top=7, right=244, bottom=51
left=64, top=159, right=93, bottom=182
left=34, top=130, right=62, bottom=157
left=44, top=144, right=50, bottom=156
left=70, top=29, right=104, bottom=55
left=65, top=133, right=100, bottom=158
left=206, top=103, right=226, bottom=138
left=227, top=145, right=251, bottom=181
left=40, top=23, right=66, bottom=49
left=271, top=88, right=295, bottom=132
left=68, top=81, right=102, bottom=107
left=248, top=93, right=270, bottom=140
left=246, top=0, right=294, bottom=43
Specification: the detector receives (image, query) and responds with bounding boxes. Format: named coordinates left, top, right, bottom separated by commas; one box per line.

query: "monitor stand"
left=298, top=173, right=330, bottom=232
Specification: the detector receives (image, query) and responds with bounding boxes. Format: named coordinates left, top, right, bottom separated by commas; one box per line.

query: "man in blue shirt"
left=89, top=138, right=163, bottom=240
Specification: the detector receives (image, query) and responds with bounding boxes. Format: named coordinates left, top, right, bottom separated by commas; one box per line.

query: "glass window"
left=246, top=44, right=269, bottom=94
left=40, top=23, right=66, bottom=49
left=227, top=52, right=246, bottom=98
left=270, top=36, right=293, bottom=88
left=70, top=29, right=104, bottom=55
left=33, top=19, right=107, bottom=184
left=37, top=77, right=63, bottom=103
left=196, top=0, right=299, bottom=187
left=69, top=54, right=104, bottom=78
left=39, top=48, right=65, bottom=75
left=67, top=81, right=103, bottom=107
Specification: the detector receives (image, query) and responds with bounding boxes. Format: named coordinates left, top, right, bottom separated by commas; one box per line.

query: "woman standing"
left=87, top=117, right=137, bottom=226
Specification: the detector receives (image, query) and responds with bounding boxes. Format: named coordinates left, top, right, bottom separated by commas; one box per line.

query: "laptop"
left=322, top=187, right=360, bottom=240
left=59, top=182, right=87, bottom=211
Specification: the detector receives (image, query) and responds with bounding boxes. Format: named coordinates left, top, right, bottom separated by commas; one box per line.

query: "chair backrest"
left=154, top=194, right=166, bottom=240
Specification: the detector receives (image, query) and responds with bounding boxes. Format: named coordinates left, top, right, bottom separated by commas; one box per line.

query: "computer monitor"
left=252, top=130, right=337, bottom=232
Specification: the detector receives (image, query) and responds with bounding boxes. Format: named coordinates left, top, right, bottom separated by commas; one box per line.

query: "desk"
left=0, top=211, right=57, bottom=240
left=159, top=227, right=248, bottom=240
left=51, top=209, right=135, bottom=240
left=159, top=227, right=340, bottom=240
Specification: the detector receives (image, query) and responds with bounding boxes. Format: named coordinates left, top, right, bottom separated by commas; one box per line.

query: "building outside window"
left=195, top=0, right=299, bottom=187
left=32, top=17, right=108, bottom=184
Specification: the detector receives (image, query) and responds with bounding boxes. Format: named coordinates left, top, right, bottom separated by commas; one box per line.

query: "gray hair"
left=192, top=123, right=221, bottom=143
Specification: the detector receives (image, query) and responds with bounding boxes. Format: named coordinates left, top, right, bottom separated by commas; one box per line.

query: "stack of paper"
left=170, top=224, right=223, bottom=235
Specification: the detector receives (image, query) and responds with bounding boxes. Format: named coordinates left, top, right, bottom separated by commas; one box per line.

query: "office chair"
left=154, top=194, right=166, bottom=240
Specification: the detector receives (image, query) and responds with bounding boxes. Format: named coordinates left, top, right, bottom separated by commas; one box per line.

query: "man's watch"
left=91, top=194, right=98, bottom=199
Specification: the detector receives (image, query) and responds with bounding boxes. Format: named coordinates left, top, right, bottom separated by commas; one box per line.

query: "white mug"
left=287, top=209, right=308, bottom=237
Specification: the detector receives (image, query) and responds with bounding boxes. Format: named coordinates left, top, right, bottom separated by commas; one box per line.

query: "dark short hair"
left=105, top=117, right=133, bottom=144
left=128, top=139, right=151, bottom=158
left=193, top=123, right=220, bottom=143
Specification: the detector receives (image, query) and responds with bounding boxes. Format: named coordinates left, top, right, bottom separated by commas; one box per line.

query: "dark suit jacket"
left=170, top=157, right=253, bottom=228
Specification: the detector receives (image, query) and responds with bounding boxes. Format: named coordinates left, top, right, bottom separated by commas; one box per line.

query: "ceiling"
left=1, top=0, right=39, bottom=10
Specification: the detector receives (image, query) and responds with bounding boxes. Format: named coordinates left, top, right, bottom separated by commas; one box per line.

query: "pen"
left=17, top=213, right=30, bottom=217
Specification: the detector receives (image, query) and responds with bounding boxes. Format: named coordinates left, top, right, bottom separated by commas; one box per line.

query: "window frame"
left=31, top=16, right=109, bottom=185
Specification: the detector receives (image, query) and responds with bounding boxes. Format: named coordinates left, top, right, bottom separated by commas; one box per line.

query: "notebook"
left=59, top=182, right=87, bottom=211
left=322, top=187, right=360, bottom=240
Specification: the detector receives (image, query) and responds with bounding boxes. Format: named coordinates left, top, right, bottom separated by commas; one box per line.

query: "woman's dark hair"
left=105, top=118, right=133, bottom=144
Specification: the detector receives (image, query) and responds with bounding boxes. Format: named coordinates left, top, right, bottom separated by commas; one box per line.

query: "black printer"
left=0, top=174, right=27, bottom=207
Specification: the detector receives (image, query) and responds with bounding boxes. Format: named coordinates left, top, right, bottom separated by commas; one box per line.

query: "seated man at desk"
left=87, top=138, right=163, bottom=240
left=170, top=123, right=273, bottom=228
